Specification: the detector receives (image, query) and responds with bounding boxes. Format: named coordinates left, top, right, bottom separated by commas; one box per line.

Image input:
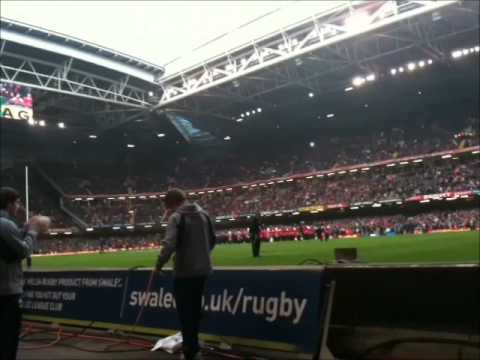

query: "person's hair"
left=163, top=188, right=186, bottom=209
left=0, top=187, right=20, bottom=210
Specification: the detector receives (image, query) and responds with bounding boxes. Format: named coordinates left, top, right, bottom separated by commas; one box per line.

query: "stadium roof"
left=1, top=0, right=307, bottom=76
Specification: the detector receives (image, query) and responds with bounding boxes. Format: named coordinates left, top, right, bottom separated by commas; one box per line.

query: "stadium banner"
left=22, top=268, right=326, bottom=354
left=0, top=82, right=34, bottom=121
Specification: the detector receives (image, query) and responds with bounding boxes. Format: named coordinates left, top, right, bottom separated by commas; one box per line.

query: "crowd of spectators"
left=65, top=155, right=479, bottom=226
left=41, top=117, right=479, bottom=195
left=33, top=209, right=478, bottom=254
left=36, top=233, right=160, bottom=255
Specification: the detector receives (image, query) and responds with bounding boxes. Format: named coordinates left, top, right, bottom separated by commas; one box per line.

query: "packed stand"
left=43, top=117, right=479, bottom=195
left=65, top=155, right=480, bottom=226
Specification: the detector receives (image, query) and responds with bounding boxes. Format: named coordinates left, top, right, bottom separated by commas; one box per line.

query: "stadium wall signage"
left=22, top=268, right=326, bottom=354
left=1, top=104, right=33, bottom=121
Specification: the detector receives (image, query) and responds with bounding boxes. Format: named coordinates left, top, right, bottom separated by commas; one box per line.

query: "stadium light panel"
left=38, top=120, right=46, bottom=127
left=240, top=113, right=245, bottom=117
left=246, top=111, right=250, bottom=116
left=157, top=133, right=165, bottom=138
left=462, top=49, right=469, bottom=55
left=420, top=199, right=431, bottom=203
left=418, top=60, right=425, bottom=67
left=349, top=169, right=358, bottom=173
left=89, top=134, right=97, bottom=139
left=344, top=86, right=354, bottom=92
left=413, top=159, right=423, bottom=163
left=257, top=108, right=262, bottom=113
left=475, top=46, right=480, bottom=52
left=327, top=172, right=335, bottom=176
left=316, top=174, right=324, bottom=178
left=472, top=150, right=480, bottom=154
left=352, top=76, right=365, bottom=87
left=407, top=62, right=416, bottom=71
left=127, top=144, right=136, bottom=148
left=441, top=154, right=452, bottom=159
left=362, top=167, right=370, bottom=171
left=148, top=91, right=154, bottom=97
left=236, top=118, right=243, bottom=122
left=400, top=161, right=409, bottom=165
left=64, top=232, right=72, bottom=235
left=112, top=226, right=120, bottom=230
left=226, top=188, right=233, bottom=191
left=28, top=119, right=35, bottom=126
left=350, top=206, right=360, bottom=210
left=86, top=228, right=94, bottom=232
left=452, top=50, right=463, bottom=58
left=252, top=110, right=256, bottom=114
left=308, top=92, right=315, bottom=98
left=326, top=113, right=335, bottom=118
left=292, top=211, right=300, bottom=215
left=339, top=170, right=347, bottom=174
left=224, top=136, right=231, bottom=141
left=58, top=122, right=65, bottom=129
left=286, top=179, right=294, bottom=182
left=144, top=225, right=153, bottom=228
left=390, top=68, right=397, bottom=75
left=398, top=67, right=404, bottom=73
left=366, top=74, right=375, bottom=82
left=49, top=232, right=58, bottom=235
left=309, top=141, right=315, bottom=148
left=417, top=90, right=422, bottom=95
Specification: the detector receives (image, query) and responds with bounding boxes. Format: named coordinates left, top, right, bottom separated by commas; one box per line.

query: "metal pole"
left=25, top=165, right=29, bottom=222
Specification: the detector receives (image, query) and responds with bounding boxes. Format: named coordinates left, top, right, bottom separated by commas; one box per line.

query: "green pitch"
left=31, top=231, right=479, bottom=270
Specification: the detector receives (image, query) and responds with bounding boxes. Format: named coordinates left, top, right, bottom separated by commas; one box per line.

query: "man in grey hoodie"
left=0, top=187, right=49, bottom=360
left=156, top=188, right=216, bottom=360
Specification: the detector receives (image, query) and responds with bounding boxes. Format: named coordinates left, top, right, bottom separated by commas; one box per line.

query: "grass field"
left=31, top=231, right=479, bottom=270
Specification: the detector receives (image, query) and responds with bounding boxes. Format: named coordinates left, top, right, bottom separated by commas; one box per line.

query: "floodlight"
left=407, top=62, right=416, bottom=71
left=418, top=60, right=425, bottom=67
left=38, top=120, right=46, bottom=127
left=366, top=74, right=375, bottom=81
left=308, top=92, right=315, bottom=98
left=58, top=122, right=65, bottom=129
left=352, top=76, right=365, bottom=87
left=390, top=68, right=397, bottom=75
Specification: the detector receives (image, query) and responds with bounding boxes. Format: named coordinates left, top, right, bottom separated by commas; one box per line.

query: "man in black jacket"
left=0, top=187, right=50, bottom=360
left=155, top=189, right=216, bottom=360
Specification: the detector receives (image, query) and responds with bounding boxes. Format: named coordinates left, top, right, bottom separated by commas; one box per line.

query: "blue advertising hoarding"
left=22, top=268, right=326, bottom=354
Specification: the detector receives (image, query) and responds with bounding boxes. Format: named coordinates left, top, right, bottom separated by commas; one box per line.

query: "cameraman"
left=0, top=187, right=50, bottom=360
left=155, top=189, right=216, bottom=360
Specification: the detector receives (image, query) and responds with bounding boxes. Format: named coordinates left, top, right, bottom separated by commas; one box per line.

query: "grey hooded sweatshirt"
left=0, top=210, right=37, bottom=295
left=157, top=203, right=216, bottom=278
